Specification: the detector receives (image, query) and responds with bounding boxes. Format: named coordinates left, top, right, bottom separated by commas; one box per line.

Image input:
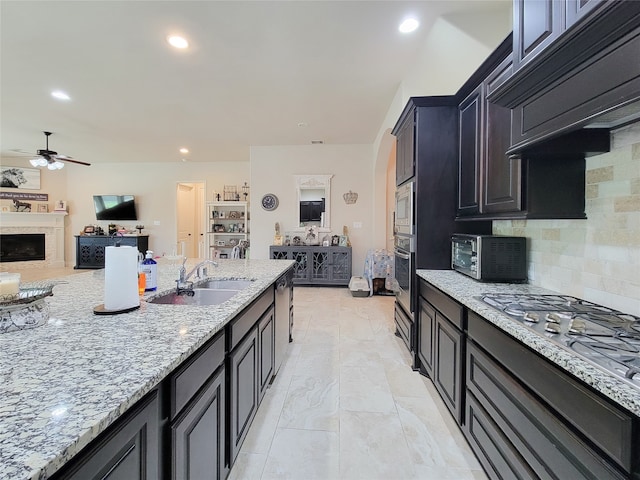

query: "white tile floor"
left=229, top=287, right=488, bottom=480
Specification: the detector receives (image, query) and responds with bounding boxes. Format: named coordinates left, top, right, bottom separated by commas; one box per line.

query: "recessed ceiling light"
left=167, top=35, right=189, bottom=49
left=399, top=18, right=419, bottom=33
left=297, top=122, right=308, bottom=128
left=179, top=147, right=189, bottom=154
left=51, top=90, right=70, bottom=101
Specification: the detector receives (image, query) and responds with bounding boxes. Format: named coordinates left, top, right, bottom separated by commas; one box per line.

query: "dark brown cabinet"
left=457, top=85, right=483, bottom=216
left=74, top=235, right=149, bottom=269
left=258, top=307, right=275, bottom=402
left=512, top=0, right=563, bottom=74
left=53, top=390, right=161, bottom=480
left=395, top=109, right=415, bottom=186
left=417, top=280, right=465, bottom=424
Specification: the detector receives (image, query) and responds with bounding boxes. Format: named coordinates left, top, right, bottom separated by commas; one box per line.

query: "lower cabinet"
left=394, top=301, right=414, bottom=353
left=53, top=389, right=161, bottom=480
left=172, top=367, right=226, bottom=480
left=417, top=280, right=465, bottom=424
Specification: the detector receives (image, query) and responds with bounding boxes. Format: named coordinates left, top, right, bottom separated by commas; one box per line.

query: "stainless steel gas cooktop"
left=480, top=293, right=640, bottom=390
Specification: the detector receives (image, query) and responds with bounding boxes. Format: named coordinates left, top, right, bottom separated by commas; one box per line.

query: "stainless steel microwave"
left=451, top=234, right=527, bottom=282
left=394, top=181, right=414, bottom=236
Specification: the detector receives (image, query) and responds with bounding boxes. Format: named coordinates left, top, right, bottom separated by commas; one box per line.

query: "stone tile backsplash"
left=493, top=123, right=640, bottom=315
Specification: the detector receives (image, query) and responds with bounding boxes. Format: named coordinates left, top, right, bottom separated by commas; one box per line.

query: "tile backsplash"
left=493, top=123, right=640, bottom=315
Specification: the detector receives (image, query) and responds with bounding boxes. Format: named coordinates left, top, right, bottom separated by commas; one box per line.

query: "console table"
left=74, top=235, right=149, bottom=269
left=270, top=245, right=351, bottom=286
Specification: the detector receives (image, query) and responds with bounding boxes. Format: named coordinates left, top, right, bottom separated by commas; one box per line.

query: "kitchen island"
left=0, top=258, right=294, bottom=480
left=417, top=269, right=640, bottom=480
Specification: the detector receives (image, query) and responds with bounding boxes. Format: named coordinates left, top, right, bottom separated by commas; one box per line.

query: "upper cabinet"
left=394, top=110, right=416, bottom=186
left=491, top=0, right=640, bottom=152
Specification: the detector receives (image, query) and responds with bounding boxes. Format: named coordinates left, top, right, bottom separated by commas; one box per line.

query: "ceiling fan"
left=27, top=131, right=91, bottom=169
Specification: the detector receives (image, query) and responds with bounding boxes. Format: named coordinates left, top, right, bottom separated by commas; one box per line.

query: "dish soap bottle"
left=141, top=250, right=157, bottom=291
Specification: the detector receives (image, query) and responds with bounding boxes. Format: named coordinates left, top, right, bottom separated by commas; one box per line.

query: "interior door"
left=176, top=183, right=197, bottom=258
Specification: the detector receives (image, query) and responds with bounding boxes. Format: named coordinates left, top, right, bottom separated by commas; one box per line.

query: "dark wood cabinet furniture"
left=415, top=277, right=638, bottom=480
left=456, top=34, right=609, bottom=220
left=169, top=332, right=227, bottom=480
left=491, top=0, right=640, bottom=152
left=228, top=289, right=275, bottom=464
left=74, top=235, right=149, bottom=269
left=394, top=107, right=416, bottom=186
left=270, top=246, right=351, bottom=286
left=417, top=280, right=465, bottom=424
left=53, top=389, right=161, bottom=480
left=466, top=311, right=632, bottom=480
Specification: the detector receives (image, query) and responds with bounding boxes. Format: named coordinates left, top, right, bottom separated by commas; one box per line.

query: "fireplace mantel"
left=0, top=212, right=67, bottom=268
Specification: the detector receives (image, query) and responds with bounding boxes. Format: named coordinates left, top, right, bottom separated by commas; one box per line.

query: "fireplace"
left=1, top=234, right=46, bottom=262
left=0, top=212, right=66, bottom=269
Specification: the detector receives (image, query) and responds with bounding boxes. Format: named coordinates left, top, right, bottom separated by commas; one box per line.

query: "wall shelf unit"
left=205, top=202, right=249, bottom=259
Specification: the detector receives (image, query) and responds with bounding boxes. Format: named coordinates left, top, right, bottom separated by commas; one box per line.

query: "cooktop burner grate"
left=480, top=293, right=640, bottom=390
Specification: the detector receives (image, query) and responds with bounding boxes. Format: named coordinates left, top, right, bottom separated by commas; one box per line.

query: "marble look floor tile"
left=277, top=374, right=339, bottom=431
left=383, top=356, right=431, bottom=398
left=240, top=388, right=288, bottom=455
left=339, top=365, right=396, bottom=413
left=339, top=410, right=416, bottom=479
left=261, top=428, right=339, bottom=480
left=338, top=339, right=385, bottom=368
left=395, top=395, right=483, bottom=472
left=293, top=344, right=340, bottom=377
left=227, top=452, right=267, bottom=480
left=300, top=321, right=340, bottom=345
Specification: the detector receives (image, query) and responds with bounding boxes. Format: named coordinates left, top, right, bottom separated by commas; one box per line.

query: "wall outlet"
left=353, top=221, right=362, bottom=229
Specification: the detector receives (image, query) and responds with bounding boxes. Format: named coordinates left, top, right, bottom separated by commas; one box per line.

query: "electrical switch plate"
left=153, top=220, right=161, bottom=226
left=353, top=222, right=362, bottom=228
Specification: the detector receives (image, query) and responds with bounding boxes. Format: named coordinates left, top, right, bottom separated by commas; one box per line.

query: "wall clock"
left=261, top=193, right=279, bottom=211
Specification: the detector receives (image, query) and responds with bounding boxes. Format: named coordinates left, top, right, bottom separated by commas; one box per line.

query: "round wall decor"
left=261, top=193, right=279, bottom=211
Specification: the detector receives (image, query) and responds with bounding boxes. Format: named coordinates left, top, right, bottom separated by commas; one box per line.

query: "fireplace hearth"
left=0, top=234, right=46, bottom=262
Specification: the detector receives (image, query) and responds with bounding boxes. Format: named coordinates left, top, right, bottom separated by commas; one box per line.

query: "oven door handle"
left=394, top=249, right=411, bottom=260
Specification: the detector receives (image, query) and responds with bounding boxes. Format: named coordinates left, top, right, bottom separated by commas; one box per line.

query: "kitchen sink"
left=149, top=288, right=240, bottom=306
left=197, top=279, right=254, bottom=290
left=148, top=278, right=254, bottom=306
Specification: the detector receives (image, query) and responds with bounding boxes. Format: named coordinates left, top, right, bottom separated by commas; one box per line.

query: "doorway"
left=176, top=182, right=205, bottom=258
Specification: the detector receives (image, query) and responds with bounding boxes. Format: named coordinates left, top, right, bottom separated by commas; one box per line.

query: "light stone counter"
left=0, top=258, right=294, bottom=480
left=417, top=269, right=640, bottom=418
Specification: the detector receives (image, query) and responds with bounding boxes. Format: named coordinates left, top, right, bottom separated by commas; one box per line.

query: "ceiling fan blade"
left=56, top=156, right=91, bottom=166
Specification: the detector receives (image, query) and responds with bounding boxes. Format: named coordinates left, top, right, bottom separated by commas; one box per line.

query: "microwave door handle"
left=394, top=249, right=411, bottom=260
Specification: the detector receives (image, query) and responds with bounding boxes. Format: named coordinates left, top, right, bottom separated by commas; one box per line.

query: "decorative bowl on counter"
left=0, top=283, right=58, bottom=334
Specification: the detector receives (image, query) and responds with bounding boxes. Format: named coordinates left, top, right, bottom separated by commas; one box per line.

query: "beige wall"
left=63, top=161, right=249, bottom=262
left=249, top=144, right=374, bottom=276
left=494, top=123, right=640, bottom=315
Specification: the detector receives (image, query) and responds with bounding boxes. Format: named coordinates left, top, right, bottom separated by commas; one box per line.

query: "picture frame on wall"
left=0, top=166, right=41, bottom=190
left=37, top=204, right=48, bottom=213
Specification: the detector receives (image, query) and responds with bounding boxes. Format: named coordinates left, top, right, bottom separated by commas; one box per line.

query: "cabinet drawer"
left=420, top=280, right=464, bottom=329
left=394, top=303, right=413, bottom=352
left=468, top=311, right=634, bottom=474
left=467, top=341, right=625, bottom=480
left=170, top=332, right=225, bottom=420
left=229, top=288, right=274, bottom=351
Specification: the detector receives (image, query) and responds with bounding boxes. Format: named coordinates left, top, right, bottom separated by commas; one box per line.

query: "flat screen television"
left=93, top=195, right=138, bottom=221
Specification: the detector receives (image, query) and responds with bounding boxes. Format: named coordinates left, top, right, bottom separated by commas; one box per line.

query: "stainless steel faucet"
left=177, top=259, right=219, bottom=294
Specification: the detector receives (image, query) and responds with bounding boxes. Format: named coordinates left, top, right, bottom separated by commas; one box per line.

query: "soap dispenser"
left=141, top=250, right=158, bottom=291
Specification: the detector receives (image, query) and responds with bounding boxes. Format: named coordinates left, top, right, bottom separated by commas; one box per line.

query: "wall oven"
left=394, top=234, right=414, bottom=315
left=395, top=180, right=414, bottom=236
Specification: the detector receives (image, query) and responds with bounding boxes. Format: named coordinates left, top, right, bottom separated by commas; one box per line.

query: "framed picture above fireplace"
left=0, top=166, right=40, bottom=190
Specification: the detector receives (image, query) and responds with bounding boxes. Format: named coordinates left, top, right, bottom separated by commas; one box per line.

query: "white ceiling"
left=0, top=0, right=511, bottom=166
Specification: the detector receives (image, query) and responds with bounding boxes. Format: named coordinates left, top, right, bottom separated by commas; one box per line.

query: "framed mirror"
left=295, top=174, right=332, bottom=229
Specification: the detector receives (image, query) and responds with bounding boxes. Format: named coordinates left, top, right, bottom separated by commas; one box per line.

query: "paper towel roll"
left=104, top=246, right=139, bottom=311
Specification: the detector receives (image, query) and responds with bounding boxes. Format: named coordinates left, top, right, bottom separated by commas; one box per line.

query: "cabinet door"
left=513, top=0, right=564, bottom=72
left=434, top=314, right=464, bottom=424
left=458, top=85, right=483, bottom=216
left=482, top=57, right=522, bottom=214
left=310, top=250, right=330, bottom=283
left=258, top=307, right=275, bottom=401
left=56, top=390, right=160, bottom=480
left=291, top=250, right=310, bottom=283
left=172, top=367, right=227, bottom=480
left=565, top=0, right=605, bottom=31
left=417, top=298, right=436, bottom=378
left=229, top=328, right=259, bottom=463
left=329, top=249, right=352, bottom=284
left=395, top=112, right=415, bottom=185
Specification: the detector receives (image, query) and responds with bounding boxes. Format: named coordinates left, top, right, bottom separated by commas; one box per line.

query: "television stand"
left=74, top=235, right=149, bottom=269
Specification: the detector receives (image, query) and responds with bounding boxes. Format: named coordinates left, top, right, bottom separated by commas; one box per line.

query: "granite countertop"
left=417, top=269, right=640, bottom=418
left=0, top=258, right=294, bottom=480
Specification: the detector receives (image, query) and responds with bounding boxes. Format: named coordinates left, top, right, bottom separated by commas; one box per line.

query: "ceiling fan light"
left=30, top=158, right=41, bottom=167
left=53, top=161, right=65, bottom=170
